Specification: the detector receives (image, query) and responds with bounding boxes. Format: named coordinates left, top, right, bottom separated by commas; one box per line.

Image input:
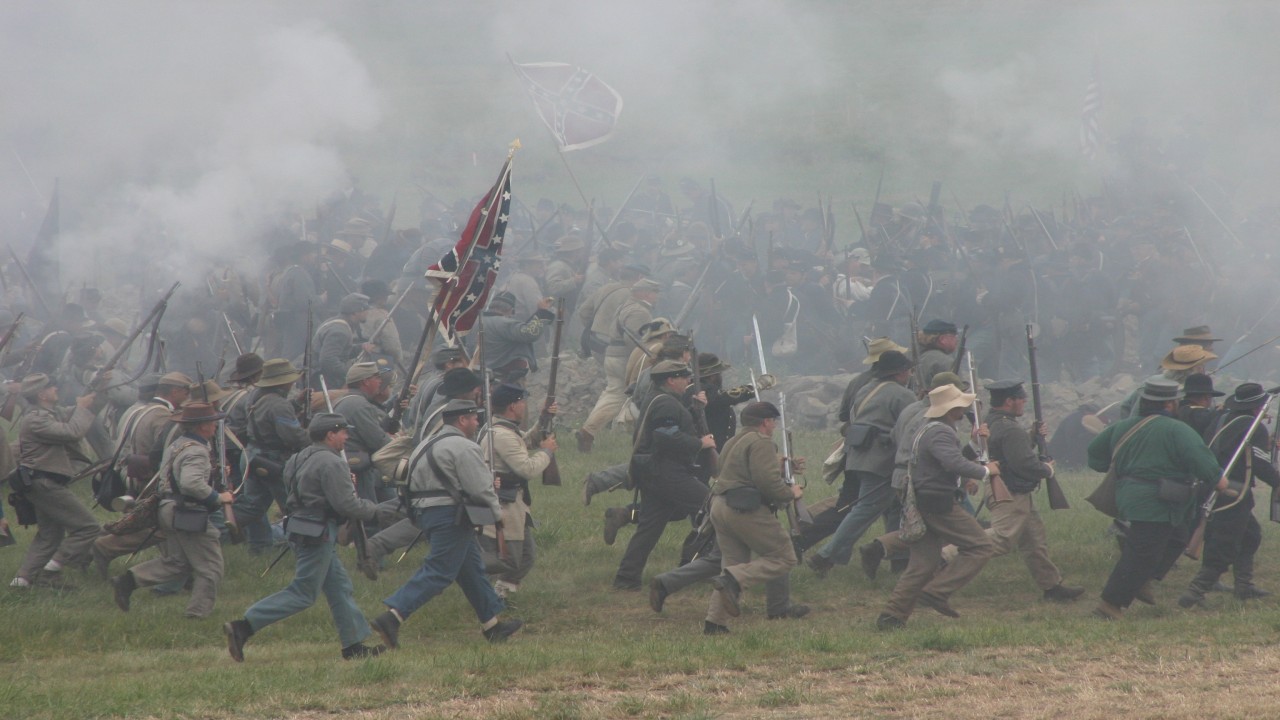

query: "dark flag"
left=510, top=59, right=623, bottom=151
left=27, top=178, right=60, bottom=317
left=427, top=147, right=516, bottom=340
left=1080, top=54, right=1101, bottom=159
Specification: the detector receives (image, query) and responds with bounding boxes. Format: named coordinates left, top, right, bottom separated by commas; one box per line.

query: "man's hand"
left=1035, top=420, right=1049, bottom=439
left=218, top=492, right=235, bottom=504
left=792, top=457, right=807, bottom=474
left=791, top=485, right=804, bottom=500
left=537, top=297, right=555, bottom=311
left=545, top=402, right=559, bottom=416
left=76, top=393, right=96, bottom=409
left=756, top=373, right=777, bottom=391
left=964, top=478, right=980, bottom=495
left=700, top=434, right=716, bottom=449
left=985, top=461, right=1001, bottom=477
left=692, top=390, right=708, bottom=407
left=540, top=435, right=558, bottom=452
left=361, top=342, right=377, bottom=353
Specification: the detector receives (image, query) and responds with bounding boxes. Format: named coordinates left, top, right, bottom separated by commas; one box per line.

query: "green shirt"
left=1087, top=414, right=1221, bottom=524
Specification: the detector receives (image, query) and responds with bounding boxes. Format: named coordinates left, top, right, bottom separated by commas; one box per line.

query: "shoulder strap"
left=854, top=381, right=890, bottom=418
left=906, top=420, right=946, bottom=476
left=1113, top=415, right=1158, bottom=462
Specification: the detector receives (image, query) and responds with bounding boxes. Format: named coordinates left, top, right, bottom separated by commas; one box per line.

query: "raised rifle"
left=950, top=324, right=969, bottom=375
left=221, top=312, right=243, bottom=356
left=6, top=245, right=51, bottom=319
left=907, top=307, right=925, bottom=395
left=300, top=300, right=314, bottom=426
left=672, top=256, right=715, bottom=330
left=475, top=313, right=509, bottom=561
left=688, top=342, right=718, bottom=475
left=708, top=178, right=723, bottom=240
left=88, top=282, right=180, bottom=393
left=603, top=174, right=647, bottom=236
left=1186, top=388, right=1280, bottom=559
left=388, top=305, right=440, bottom=434
left=1026, top=324, right=1069, bottom=509
left=198, top=362, right=242, bottom=542
left=320, top=375, right=370, bottom=566
left=969, top=351, right=1012, bottom=503
left=531, top=298, right=564, bottom=486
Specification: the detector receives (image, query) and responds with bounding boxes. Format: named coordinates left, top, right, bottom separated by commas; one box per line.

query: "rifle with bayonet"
left=688, top=344, right=718, bottom=475
left=530, top=298, right=564, bottom=486
left=1186, top=388, right=1280, bottom=559
left=1027, top=324, right=1069, bottom=509
left=749, top=326, right=810, bottom=535
left=197, top=362, right=242, bottom=542
left=968, top=351, right=1012, bottom=504
left=475, top=314, right=509, bottom=562
left=673, top=256, right=715, bottom=330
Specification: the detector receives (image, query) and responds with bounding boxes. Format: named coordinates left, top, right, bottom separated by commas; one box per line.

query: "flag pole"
left=504, top=54, right=614, bottom=249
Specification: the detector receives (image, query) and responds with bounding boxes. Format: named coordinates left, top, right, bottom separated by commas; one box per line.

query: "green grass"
left=5, top=428, right=1280, bottom=718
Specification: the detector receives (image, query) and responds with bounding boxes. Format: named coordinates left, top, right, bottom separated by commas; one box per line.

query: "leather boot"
left=1234, top=556, right=1271, bottom=600
left=1092, top=600, right=1124, bottom=620
left=1177, top=568, right=1219, bottom=608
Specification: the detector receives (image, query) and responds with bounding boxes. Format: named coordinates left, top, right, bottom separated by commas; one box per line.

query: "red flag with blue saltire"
left=426, top=149, right=515, bottom=339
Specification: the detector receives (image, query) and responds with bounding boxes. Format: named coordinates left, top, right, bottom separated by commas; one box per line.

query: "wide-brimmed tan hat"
left=863, top=337, right=909, bottom=365
left=1160, top=345, right=1217, bottom=371
left=195, top=381, right=232, bottom=405
left=924, top=384, right=977, bottom=418
left=256, top=359, right=302, bottom=388
left=171, top=402, right=225, bottom=424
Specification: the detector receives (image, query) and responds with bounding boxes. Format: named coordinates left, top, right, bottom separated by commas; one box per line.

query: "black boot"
left=1234, top=556, right=1271, bottom=600
left=111, top=571, right=136, bottom=611
left=1178, top=568, right=1219, bottom=608
left=223, top=619, right=254, bottom=662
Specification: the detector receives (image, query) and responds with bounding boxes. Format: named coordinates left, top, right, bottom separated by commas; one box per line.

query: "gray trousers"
left=366, top=502, right=418, bottom=562
left=585, top=463, right=630, bottom=496
left=17, top=475, right=101, bottom=580
left=653, top=538, right=793, bottom=616
left=129, top=502, right=225, bottom=618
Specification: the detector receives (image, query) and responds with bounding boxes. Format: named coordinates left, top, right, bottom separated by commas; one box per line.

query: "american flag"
left=1080, top=54, right=1101, bottom=159
left=510, top=59, right=623, bottom=151
left=426, top=152, right=514, bottom=339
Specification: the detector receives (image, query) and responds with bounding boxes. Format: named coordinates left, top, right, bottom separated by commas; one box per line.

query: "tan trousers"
left=129, top=502, right=224, bottom=618
left=94, top=527, right=167, bottom=563
left=883, top=503, right=994, bottom=621
left=939, top=493, right=1062, bottom=590
left=706, top=495, right=797, bottom=625
left=581, top=355, right=629, bottom=436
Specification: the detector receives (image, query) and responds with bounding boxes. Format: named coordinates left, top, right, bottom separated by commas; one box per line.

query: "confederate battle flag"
left=426, top=150, right=514, bottom=339
left=510, top=58, right=623, bottom=151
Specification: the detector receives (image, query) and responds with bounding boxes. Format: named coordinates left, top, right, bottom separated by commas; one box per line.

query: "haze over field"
left=2, top=0, right=1277, bottom=281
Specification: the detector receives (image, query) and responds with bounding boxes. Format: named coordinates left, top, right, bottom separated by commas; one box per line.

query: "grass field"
left=3, top=428, right=1280, bottom=719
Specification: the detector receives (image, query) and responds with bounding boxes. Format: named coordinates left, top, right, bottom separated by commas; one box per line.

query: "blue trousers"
left=816, top=472, right=894, bottom=565
left=244, top=522, right=370, bottom=648
left=384, top=506, right=503, bottom=623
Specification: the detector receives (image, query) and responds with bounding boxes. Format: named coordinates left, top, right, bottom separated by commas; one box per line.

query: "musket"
left=196, top=361, right=243, bottom=542
left=88, top=282, right=180, bottom=393
left=950, top=324, right=969, bottom=375
left=1211, top=332, right=1280, bottom=377
left=1181, top=226, right=1214, bottom=274
left=688, top=341, right=718, bottom=475
left=381, top=195, right=398, bottom=250
left=320, top=376, right=370, bottom=566
left=620, top=324, right=657, bottom=361
left=969, top=351, right=1012, bottom=503
left=1027, top=206, right=1060, bottom=251
left=1188, top=183, right=1246, bottom=249
left=532, top=298, right=564, bottom=486
left=356, top=279, right=417, bottom=365
left=708, top=178, right=723, bottom=240
left=221, top=312, right=243, bottom=355
left=0, top=313, right=26, bottom=365
left=1186, top=388, right=1280, bottom=559
left=777, top=399, right=812, bottom=535
left=907, top=307, right=925, bottom=394
left=673, top=256, right=715, bottom=330
left=6, top=245, right=51, bottom=318
left=300, top=300, right=314, bottom=426
left=603, top=174, right=648, bottom=236
left=475, top=313, right=509, bottom=561
left=516, top=207, right=560, bottom=256
left=733, top=199, right=754, bottom=237
left=389, top=304, right=439, bottom=434
left=1027, top=324, right=1069, bottom=510
left=852, top=204, right=870, bottom=248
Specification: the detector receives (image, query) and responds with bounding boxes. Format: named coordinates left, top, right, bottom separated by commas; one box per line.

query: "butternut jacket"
left=711, top=428, right=790, bottom=507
